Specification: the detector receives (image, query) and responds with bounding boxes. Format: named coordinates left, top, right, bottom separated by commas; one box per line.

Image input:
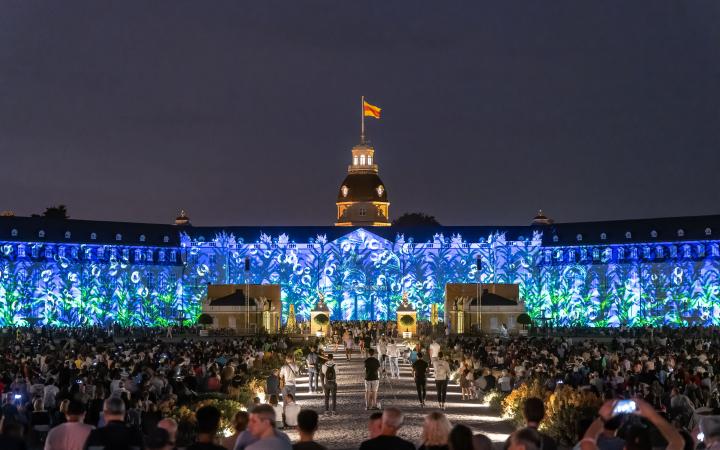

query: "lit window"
left=368, top=156, right=373, bottom=165
left=353, top=156, right=358, bottom=165
left=600, top=233, right=606, bottom=240
left=11, top=229, right=17, bottom=237
left=576, top=234, right=583, bottom=242
left=359, top=207, right=367, bottom=217
left=651, top=230, right=657, bottom=238
left=90, top=233, right=97, bottom=240
left=376, top=185, right=384, bottom=197
left=677, top=229, right=684, bottom=237
left=38, top=230, right=45, bottom=238
left=139, top=234, right=146, bottom=242
left=115, top=233, right=122, bottom=241
left=705, top=227, right=712, bottom=236
left=341, top=186, right=349, bottom=197
left=360, top=155, right=366, bottom=165
left=552, top=235, right=559, bottom=242
left=163, top=236, right=169, bottom=243
left=625, top=231, right=632, bottom=239
left=64, top=231, right=71, bottom=239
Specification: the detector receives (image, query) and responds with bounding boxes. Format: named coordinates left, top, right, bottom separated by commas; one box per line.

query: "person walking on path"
left=321, top=354, right=337, bottom=415
left=387, top=339, right=400, bottom=379
left=280, top=357, right=299, bottom=400
left=364, top=349, right=381, bottom=410
left=433, top=352, right=451, bottom=410
left=412, top=352, right=429, bottom=408
left=305, top=348, right=319, bottom=394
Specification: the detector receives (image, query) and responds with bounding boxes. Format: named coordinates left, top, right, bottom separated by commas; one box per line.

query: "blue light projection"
left=0, top=228, right=719, bottom=327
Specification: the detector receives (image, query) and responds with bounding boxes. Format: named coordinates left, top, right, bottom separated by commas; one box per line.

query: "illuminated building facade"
left=0, top=214, right=719, bottom=327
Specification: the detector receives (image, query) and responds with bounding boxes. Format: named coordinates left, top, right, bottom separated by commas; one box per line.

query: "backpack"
left=325, top=365, right=336, bottom=382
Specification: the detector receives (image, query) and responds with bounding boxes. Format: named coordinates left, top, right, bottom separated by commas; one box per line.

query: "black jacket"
left=83, top=420, right=144, bottom=450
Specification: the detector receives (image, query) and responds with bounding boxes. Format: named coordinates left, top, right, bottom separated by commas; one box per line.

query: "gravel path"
left=285, top=348, right=514, bottom=450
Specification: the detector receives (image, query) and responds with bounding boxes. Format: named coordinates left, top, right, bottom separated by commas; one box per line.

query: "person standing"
left=82, top=397, right=144, bottom=450
left=44, top=400, right=94, bottom=450
left=343, top=332, right=354, bottom=361
left=412, top=352, right=429, bottom=408
left=433, top=352, right=451, bottom=410
left=358, top=408, right=415, bottom=450
left=387, top=339, right=400, bottom=379
left=364, top=349, right=381, bottom=410
left=429, top=340, right=441, bottom=363
left=305, top=348, right=319, bottom=394
left=279, top=357, right=299, bottom=400
left=292, top=410, right=327, bottom=450
left=321, top=354, right=337, bottom=415
left=245, top=405, right=292, bottom=450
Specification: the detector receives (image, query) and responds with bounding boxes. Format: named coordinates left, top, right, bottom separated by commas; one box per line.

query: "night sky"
left=1, top=1, right=719, bottom=226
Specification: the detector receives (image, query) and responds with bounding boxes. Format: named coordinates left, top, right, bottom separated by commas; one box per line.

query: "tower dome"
left=335, top=141, right=390, bottom=226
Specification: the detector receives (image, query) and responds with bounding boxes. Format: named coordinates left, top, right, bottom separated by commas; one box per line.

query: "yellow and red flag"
left=363, top=101, right=381, bottom=119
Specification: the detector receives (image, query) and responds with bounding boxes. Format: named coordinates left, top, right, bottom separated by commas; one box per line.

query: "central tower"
left=335, top=139, right=391, bottom=226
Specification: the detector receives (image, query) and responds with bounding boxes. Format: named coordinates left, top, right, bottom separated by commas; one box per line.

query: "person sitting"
left=222, top=412, right=248, bottom=450
left=268, top=395, right=284, bottom=430
left=522, top=397, right=557, bottom=450
left=187, top=405, right=227, bottom=450
left=283, top=394, right=301, bottom=429
left=419, top=411, right=451, bottom=450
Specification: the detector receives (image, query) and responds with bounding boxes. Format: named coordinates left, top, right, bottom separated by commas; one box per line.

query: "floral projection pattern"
left=0, top=229, right=719, bottom=327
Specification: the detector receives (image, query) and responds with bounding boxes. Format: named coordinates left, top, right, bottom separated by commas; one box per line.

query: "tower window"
left=359, top=207, right=367, bottom=217
left=360, top=155, right=366, bottom=165
left=341, top=186, right=349, bottom=197
left=353, top=156, right=358, bottom=165
left=368, top=156, right=373, bottom=165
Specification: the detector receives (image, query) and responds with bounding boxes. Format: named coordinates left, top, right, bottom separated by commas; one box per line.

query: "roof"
left=0, top=216, right=181, bottom=247
left=469, top=292, right=518, bottom=306
left=337, top=173, right=388, bottom=202
left=209, top=289, right=255, bottom=306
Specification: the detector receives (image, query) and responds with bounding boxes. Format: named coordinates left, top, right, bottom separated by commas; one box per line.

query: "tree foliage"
left=197, top=313, right=214, bottom=325
left=42, top=205, right=69, bottom=219
left=392, top=212, right=440, bottom=227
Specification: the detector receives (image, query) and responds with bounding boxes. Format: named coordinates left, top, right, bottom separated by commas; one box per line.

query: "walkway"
left=285, top=348, right=514, bottom=450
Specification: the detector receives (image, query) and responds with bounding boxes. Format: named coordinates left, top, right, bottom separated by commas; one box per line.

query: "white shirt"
left=433, top=360, right=451, bottom=380
left=44, top=421, right=94, bottom=450
left=280, top=363, right=298, bottom=385
left=387, top=343, right=398, bottom=358
left=283, top=402, right=301, bottom=427
left=429, top=343, right=440, bottom=358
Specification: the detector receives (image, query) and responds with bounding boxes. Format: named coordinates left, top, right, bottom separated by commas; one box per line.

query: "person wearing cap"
left=44, top=400, right=94, bottom=450
left=82, top=397, right=144, bottom=450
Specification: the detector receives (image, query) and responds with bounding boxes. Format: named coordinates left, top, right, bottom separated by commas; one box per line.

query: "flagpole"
left=361, top=95, right=365, bottom=143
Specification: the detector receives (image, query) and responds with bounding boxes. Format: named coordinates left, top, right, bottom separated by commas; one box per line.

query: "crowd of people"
left=0, top=323, right=718, bottom=450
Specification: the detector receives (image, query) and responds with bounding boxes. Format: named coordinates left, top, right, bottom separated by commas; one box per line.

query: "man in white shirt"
left=429, top=340, right=441, bottom=363
left=279, top=356, right=299, bottom=399
left=387, top=339, right=400, bottom=379
left=44, top=400, right=94, bottom=450
left=282, top=394, right=301, bottom=428
left=498, top=369, right=513, bottom=393
left=432, top=352, right=451, bottom=409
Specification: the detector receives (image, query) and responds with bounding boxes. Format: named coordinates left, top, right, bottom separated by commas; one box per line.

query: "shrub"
left=399, top=315, right=415, bottom=327
left=313, top=314, right=329, bottom=326
left=543, top=386, right=602, bottom=446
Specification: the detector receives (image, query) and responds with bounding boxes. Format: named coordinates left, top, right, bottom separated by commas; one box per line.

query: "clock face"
left=376, top=185, right=384, bottom=197
left=341, top=186, right=349, bottom=197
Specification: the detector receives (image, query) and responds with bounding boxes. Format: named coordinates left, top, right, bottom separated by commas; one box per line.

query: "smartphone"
left=13, top=394, right=22, bottom=400
left=612, top=399, right=637, bottom=415
left=697, top=432, right=704, bottom=442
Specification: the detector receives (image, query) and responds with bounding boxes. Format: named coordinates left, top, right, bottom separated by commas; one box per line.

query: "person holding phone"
left=579, top=399, right=684, bottom=450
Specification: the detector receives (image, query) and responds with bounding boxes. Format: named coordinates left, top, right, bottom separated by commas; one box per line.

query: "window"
left=576, top=234, right=583, bottom=242
left=600, top=233, right=606, bottom=240
left=552, top=235, right=559, bottom=243
left=90, top=233, right=97, bottom=240
left=625, top=231, right=632, bottom=239
left=139, top=234, right=146, bottom=242
left=163, top=236, right=169, bottom=243
left=376, top=185, right=384, bottom=197
left=341, top=186, right=349, bottom=197
left=677, top=229, right=684, bottom=237
left=705, top=228, right=712, bottom=236
left=115, top=233, right=122, bottom=241
left=353, top=156, right=358, bottom=165
left=360, top=155, right=366, bottom=165
left=64, top=231, right=71, bottom=239
left=368, top=156, right=373, bottom=165
left=651, top=230, right=658, bottom=238
left=359, top=207, right=367, bottom=217
left=10, top=229, right=17, bottom=237
left=38, top=230, right=45, bottom=238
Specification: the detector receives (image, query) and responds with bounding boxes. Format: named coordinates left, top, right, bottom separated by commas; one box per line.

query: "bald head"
left=157, top=418, right=178, bottom=441
left=381, top=407, right=404, bottom=434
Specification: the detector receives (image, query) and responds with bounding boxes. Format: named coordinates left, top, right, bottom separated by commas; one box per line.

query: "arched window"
left=139, top=234, right=146, bottom=242
left=38, top=230, right=45, bottom=238
left=90, top=232, right=97, bottom=240
left=353, top=156, right=358, bottom=165
left=600, top=233, right=606, bottom=240
left=625, top=231, right=632, bottom=239
left=576, top=234, right=583, bottom=242
left=115, top=233, right=122, bottom=241
left=64, top=231, right=71, bottom=239
left=368, top=155, right=373, bottom=165
left=651, top=230, right=658, bottom=238
left=359, top=207, right=367, bottom=217
left=677, top=229, right=684, bottom=237
left=705, top=227, right=712, bottom=236
left=163, top=236, right=170, bottom=243
left=552, top=235, right=559, bottom=243
left=360, top=155, right=366, bottom=165
left=10, top=229, right=17, bottom=237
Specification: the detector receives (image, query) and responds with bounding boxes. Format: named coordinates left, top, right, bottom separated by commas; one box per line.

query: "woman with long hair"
left=419, top=411, right=452, bottom=450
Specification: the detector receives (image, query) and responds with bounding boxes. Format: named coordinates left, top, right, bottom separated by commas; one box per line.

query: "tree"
left=517, top=313, right=532, bottom=329
left=197, top=313, right=214, bottom=326
left=392, top=212, right=440, bottom=227
left=42, top=205, right=69, bottom=219
left=313, top=313, right=329, bottom=332
left=399, top=314, right=415, bottom=329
